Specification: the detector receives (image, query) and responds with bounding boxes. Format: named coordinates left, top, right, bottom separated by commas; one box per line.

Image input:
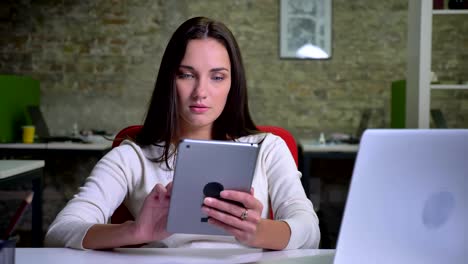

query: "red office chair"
left=112, top=125, right=298, bottom=165
left=256, top=125, right=298, bottom=167
left=111, top=125, right=142, bottom=148
left=110, top=125, right=298, bottom=224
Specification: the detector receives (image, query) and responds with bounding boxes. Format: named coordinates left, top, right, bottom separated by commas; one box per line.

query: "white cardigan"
left=45, top=133, right=320, bottom=249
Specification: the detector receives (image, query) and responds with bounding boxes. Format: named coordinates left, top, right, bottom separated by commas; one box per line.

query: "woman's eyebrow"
left=179, top=65, right=194, bottom=70
left=179, top=65, right=229, bottom=73
left=210, top=67, right=229, bottom=73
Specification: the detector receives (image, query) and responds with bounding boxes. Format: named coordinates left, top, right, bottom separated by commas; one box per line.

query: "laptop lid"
left=26, top=105, right=50, bottom=138
left=431, top=109, right=448, bottom=129
left=334, top=129, right=467, bottom=264
left=354, top=108, right=371, bottom=140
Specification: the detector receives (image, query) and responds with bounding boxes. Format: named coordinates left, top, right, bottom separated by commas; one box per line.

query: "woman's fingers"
left=153, top=184, right=166, bottom=200
left=150, top=182, right=173, bottom=201
left=220, top=190, right=262, bottom=211
left=200, top=189, right=263, bottom=247
left=165, top=182, right=173, bottom=197
left=203, top=197, right=249, bottom=220
left=137, top=183, right=173, bottom=242
left=201, top=205, right=257, bottom=233
left=207, top=217, right=256, bottom=242
left=203, top=192, right=262, bottom=226
left=151, top=183, right=165, bottom=194
left=144, top=183, right=171, bottom=210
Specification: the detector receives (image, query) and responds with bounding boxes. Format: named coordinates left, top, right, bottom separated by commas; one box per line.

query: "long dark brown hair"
left=136, top=17, right=258, bottom=166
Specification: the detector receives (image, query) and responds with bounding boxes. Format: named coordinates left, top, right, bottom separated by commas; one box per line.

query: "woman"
left=45, top=16, right=320, bottom=250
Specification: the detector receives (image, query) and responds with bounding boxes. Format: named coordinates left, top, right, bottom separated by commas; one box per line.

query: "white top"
left=45, top=133, right=320, bottom=250
left=0, top=160, right=45, bottom=179
left=15, top=248, right=335, bottom=264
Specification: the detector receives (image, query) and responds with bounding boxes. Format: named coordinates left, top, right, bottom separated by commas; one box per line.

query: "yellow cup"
left=22, top=126, right=35, bottom=143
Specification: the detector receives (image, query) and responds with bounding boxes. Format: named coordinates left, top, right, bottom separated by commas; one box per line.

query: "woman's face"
left=176, top=38, right=231, bottom=138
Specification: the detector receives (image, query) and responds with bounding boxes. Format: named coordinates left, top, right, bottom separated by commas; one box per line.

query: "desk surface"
left=0, top=142, right=112, bottom=151
left=16, top=248, right=335, bottom=264
left=0, top=160, right=45, bottom=179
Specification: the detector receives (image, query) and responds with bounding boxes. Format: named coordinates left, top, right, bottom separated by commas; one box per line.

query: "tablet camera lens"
left=203, top=182, right=224, bottom=198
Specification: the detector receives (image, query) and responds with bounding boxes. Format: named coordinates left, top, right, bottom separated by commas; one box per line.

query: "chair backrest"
left=112, top=125, right=142, bottom=148
left=112, top=125, right=298, bottom=166
left=110, top=125, right=298, bottom=224
left=256, top=125, right=298, bottom=167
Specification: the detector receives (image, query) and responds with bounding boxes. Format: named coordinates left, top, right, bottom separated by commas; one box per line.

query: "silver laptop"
left=27, top=106, right=85, bottom=143
left=334, top=129, right=467, bottom=264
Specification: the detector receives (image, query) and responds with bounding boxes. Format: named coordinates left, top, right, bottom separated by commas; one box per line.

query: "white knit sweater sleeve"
left=263, top=135, right=320, bottom=249
left=44, top=143, right=141, bottom=249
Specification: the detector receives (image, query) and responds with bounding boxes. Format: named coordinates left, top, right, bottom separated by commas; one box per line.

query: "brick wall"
left=1, top=0, right=467, bottom=137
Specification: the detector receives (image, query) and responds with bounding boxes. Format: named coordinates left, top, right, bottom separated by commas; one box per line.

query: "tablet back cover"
left=167, top=139, right=259, bottom=236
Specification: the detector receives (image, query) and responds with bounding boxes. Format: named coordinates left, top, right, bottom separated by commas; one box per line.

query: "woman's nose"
left=192, top=77, right=208, bottom=99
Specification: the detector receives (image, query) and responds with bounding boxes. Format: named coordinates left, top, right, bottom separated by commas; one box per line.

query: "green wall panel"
left=0, top=75, right=40, bottom=143
left=391, top=80, right=406, bottom=129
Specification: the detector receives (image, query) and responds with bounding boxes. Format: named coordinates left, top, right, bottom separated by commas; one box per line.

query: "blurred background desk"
left=0, top=142, right=112, bottom=247
left=0, top=160, right=44, bottom=247
left=299, top=141, right=359, bottom=178
left=0, top=141, right=112, bottom=157
left=298, top=139, right=359, bottom=249
left=298, top=139, right=359, bottom=205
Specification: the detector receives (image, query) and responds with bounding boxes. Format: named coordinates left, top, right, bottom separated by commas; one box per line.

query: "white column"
left=406, top=0, right=432, bottom=128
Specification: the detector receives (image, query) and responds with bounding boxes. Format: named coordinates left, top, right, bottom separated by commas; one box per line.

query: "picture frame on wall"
left=280, top=0, right=332, bottom=59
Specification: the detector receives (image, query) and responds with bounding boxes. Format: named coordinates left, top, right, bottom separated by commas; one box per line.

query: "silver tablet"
left=167, top=139, right=259, bottom=236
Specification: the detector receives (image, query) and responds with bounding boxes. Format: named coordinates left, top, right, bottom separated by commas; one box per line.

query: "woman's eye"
left=178, top=73, right=194, bottom=79
left=212, top=75, right=224, bottom=81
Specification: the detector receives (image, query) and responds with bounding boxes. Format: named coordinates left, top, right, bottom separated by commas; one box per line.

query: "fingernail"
left=204, top=197, right=213, bottom=204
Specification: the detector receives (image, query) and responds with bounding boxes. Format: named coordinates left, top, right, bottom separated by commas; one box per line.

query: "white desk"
left=0, top=160, right=44, bottom=179
left=0, top=142, right=112, bottom=160
left=0, top=160, right=45, bottom=247
left=15, top=248, right=335, bottom=264
left=0, top=142, right=112, bottom=151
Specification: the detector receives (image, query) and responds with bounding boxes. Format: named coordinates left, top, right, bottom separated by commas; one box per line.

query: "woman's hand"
left=133, top=182, right=173, bottom=243
left=202, top=188, right=263, bottom=247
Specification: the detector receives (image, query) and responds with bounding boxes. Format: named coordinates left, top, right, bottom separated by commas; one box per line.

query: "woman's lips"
left=189, top=105, right=209, bottom=113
